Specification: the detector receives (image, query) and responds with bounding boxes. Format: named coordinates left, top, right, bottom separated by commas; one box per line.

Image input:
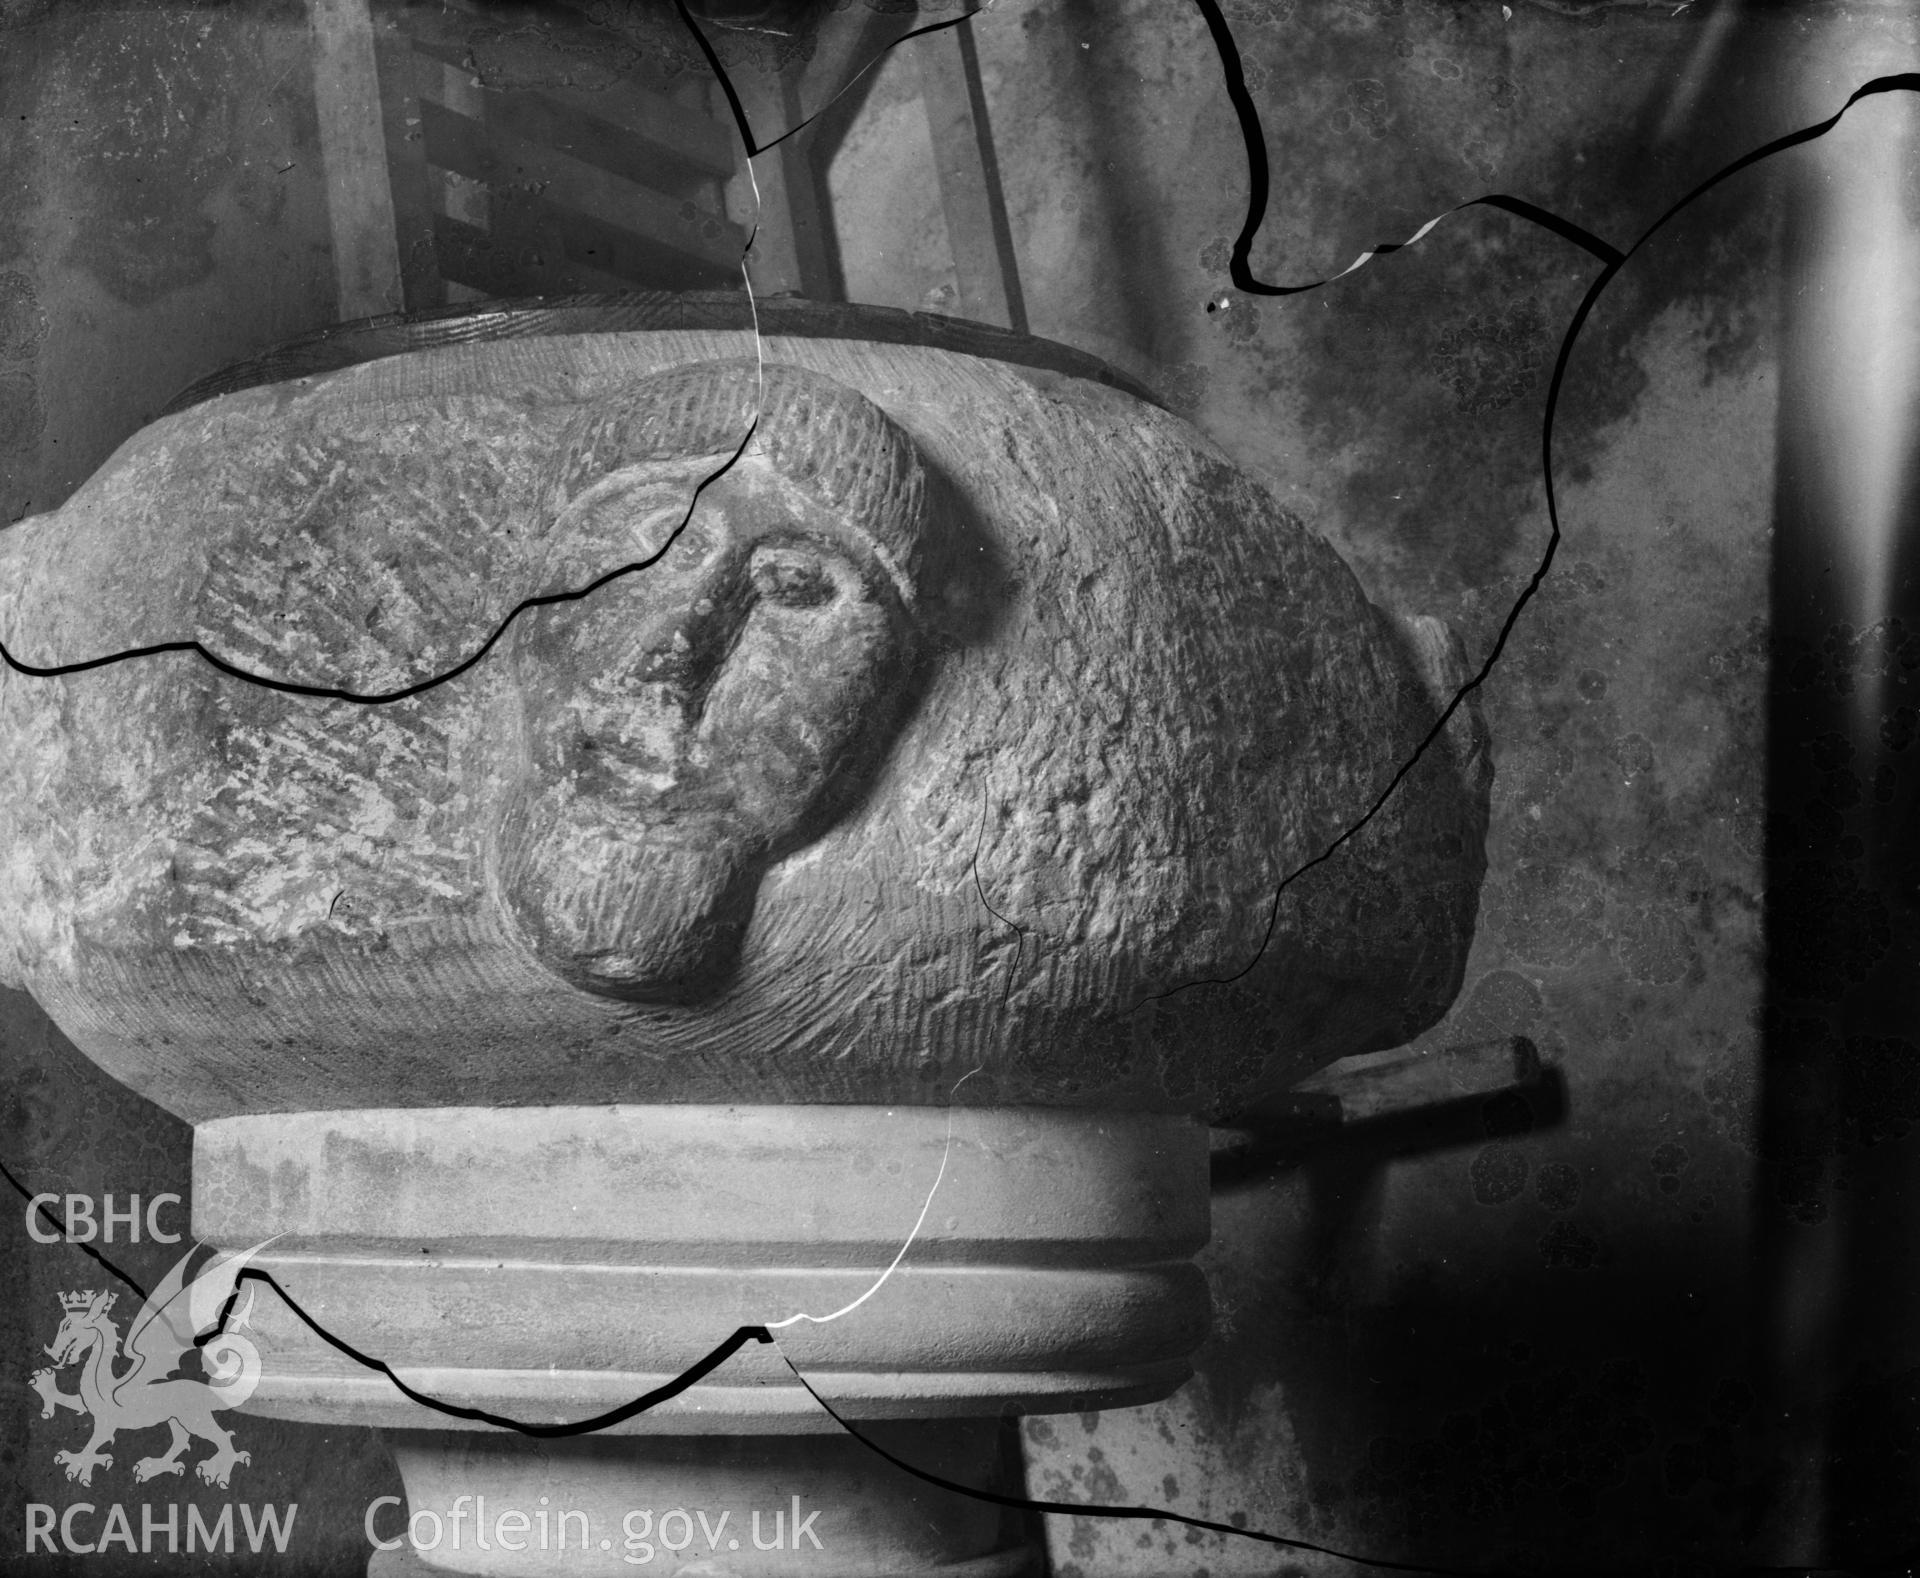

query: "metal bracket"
left=1210, top=1036, right=1559, bottom=1191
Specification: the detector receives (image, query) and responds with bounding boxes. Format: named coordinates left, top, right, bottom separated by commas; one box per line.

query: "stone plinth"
left=193, top=1105, right=1209, bottom=1431
left=193, top=1102, right=1203, bottom=1576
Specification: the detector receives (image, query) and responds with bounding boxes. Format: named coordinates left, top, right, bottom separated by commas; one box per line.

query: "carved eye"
left=749, top=544, right=839, bottom=609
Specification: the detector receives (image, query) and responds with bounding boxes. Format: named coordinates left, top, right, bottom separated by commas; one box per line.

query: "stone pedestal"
left=194, top=1103, right=1208, bottom=1573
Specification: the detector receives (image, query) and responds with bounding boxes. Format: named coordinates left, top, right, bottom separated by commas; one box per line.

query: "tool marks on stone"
left=0, top=423, right=759, bottom=704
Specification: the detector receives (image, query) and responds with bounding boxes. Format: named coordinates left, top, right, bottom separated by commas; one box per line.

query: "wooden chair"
left=306, top=0, right=1023, bottom=331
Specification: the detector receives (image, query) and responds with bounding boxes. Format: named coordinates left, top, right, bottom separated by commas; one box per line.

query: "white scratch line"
left=765, top=1068, right=983, bottom=1330
left=741, top=147, right=767, bottom=414
left=1328, top=211, right=1450, bottom=284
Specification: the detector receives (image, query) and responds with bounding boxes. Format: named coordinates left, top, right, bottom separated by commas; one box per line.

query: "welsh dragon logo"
left=29, top=1241, right=274, bottom=1489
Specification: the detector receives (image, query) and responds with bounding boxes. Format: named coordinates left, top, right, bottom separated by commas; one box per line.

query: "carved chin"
left=500, top=810, right=760, bottom=1003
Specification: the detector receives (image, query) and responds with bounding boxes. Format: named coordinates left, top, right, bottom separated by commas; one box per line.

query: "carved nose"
left=633, top=619, right=701, bottom=684
left=629, top=590, right=741, bottom=702
left=625, top=591, right=752, bottom=744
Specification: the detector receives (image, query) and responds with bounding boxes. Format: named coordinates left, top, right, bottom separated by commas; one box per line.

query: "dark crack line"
left=210, top=1268, right=772, bottom=1438
left=674, top=0, right=992, bottom=160
left=6, top=1171, right=775, bottom=1437
left=0, top=1154, right=149, bottom=1301
left=1147, top=38, right=1920, bottom=1003
left=0, top=3, right=984, bottom=702
left=970, top=781, right=1028, bottom=1007
left=1191, top=0, right=1623, bottom=291
left=774, top=1349, right=1509, bottom=1576
left=0, top=419, right=757, bottom=704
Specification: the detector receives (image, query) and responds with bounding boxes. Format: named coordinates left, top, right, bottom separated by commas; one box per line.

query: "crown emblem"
left=35, top=1245, right=269, bottom=1492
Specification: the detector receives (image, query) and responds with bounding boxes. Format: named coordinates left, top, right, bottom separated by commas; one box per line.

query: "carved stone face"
left=494, top=362, right=928, bottom=1002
